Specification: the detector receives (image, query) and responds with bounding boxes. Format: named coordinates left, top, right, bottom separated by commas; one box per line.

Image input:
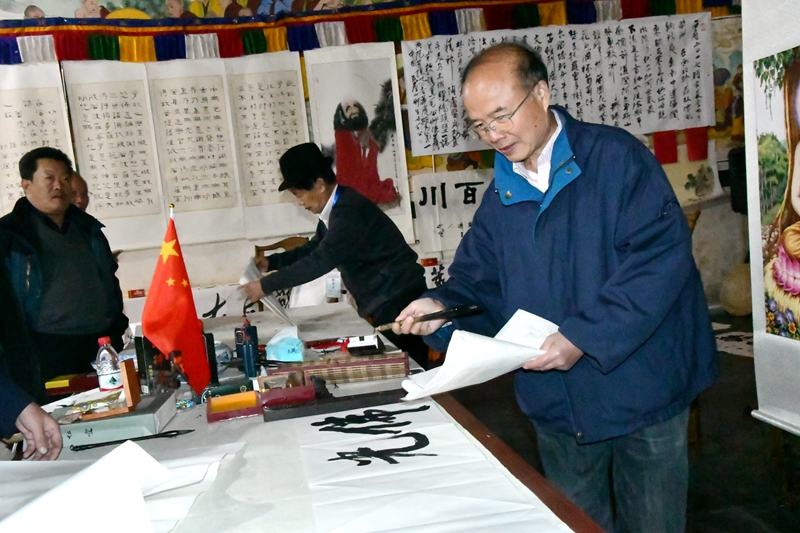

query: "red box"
left=206, top=371, right=315, bottom=423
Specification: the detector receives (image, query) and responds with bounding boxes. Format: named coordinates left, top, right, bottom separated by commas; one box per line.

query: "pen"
left=374, top=305, right=482, bottom=332
left=69, top=429, right=195, bottom=452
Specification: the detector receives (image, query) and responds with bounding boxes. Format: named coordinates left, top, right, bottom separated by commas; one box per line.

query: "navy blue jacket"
left=0, top=358, right=32, bottom=438
left=425, top=107, right=718, bottom=443
left=0, top=198, right=128, bottom=340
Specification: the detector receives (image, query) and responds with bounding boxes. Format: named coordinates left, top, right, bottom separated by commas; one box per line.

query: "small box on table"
left=268, top=349, right=409, bottom=384
left=206, top=370, right=315, bottom=423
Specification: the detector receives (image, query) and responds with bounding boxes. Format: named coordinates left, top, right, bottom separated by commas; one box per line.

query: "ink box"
left=205, top=370, right=314, bottom=423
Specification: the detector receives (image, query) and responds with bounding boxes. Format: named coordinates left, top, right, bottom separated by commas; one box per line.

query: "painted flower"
left=787, top=309, right=796, bottom=324
left=768, top=298, right=778, bottom=313
left=790, top=322, right=797, bottom=335
left=775, top=311, right=786, bottom=329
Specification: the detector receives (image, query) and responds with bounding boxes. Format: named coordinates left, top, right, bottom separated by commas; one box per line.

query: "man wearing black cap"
left=238, top=142, right=430, bottom=368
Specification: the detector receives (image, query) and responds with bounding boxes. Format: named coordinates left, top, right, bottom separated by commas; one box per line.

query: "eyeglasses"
left=467, top=86, right=535, bottom=140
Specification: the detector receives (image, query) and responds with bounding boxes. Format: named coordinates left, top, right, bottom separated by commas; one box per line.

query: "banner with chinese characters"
left=402, top=13, right=714, bottom=156
left=0, top=63, right=73, bottom=215
left=412, top=169, right=492, bottom=253
left=224, top=52, right=318, bottom=240
left=64, top=60, right=182, bottom=249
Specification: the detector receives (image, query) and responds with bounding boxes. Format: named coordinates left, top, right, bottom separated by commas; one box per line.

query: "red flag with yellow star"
left=142, top=215, right=210, bottom=394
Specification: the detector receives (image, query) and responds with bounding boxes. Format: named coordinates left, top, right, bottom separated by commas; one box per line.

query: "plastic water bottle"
left=95, top=336, right=123, bottom=391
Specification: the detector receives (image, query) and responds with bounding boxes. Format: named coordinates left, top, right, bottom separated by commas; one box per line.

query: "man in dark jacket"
left=0, top=260, right=61, bottom=460
left=239, top=142, right=429, bottom=367
left=0, top=147, right=128, bottom=387
left=394, top=43, right=718, bottom=532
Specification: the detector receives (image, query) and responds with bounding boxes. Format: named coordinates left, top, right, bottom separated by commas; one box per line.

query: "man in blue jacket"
left=394, top=43, right=718, bottom=532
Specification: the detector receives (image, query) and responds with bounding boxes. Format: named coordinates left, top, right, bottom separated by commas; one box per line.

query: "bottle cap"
left=97, top=336, right=111, bottom=346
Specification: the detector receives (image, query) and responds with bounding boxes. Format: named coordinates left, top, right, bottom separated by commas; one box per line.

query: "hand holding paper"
left=523, top=331, right=584, bottom=371
left=402, top=310, right=559, bottom=401
left=238, top=259, right=294, bottom=326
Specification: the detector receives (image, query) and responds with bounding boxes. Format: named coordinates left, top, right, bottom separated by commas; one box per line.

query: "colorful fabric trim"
left=286, top=24, right=318, bottom=51
left=538, top=1, right=567, bottom=25
left=16, top=35, right=56, bottom=62
left=400, top=13, right=432, bottom=40
left=566, top=0, right=597, bottom=24
left=314, top=21, right=347, bottom=47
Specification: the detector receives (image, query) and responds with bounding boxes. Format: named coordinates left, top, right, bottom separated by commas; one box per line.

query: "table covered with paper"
left=0, top=399, right=580, bottom=533
left=0, top=306, right=593, bottom=533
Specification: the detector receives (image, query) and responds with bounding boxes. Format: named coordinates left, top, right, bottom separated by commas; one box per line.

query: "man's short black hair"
left=460, top=42, right=549, bottom=92
left=19, top=147, right=73, bottom=181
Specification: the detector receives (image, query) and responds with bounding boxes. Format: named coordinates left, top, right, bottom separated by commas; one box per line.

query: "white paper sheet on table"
left=0, top=441, right=242, bottom=533
left=402, top=310, right=559, bottom=401
left=296, top=400, right=571, bottom=533
left=239, top=258, right=295, bottom=325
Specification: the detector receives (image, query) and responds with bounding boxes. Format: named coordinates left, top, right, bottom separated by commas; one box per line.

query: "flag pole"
left=169, top=203, right=174, bottom=219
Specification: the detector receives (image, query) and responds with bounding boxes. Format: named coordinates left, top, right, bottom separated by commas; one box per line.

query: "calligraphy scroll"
left=64, top=64, right=161, bottom=220
left=146, top=59, right=245, bottom=245
left=305, top=43, right=414, bottom=242
left=224, top=53, right=317, bottom=240
left=402, top=13, right=715, bottom=156
left=412, top=169, right=491, bottom=253
left=0, top=63, right=73, bottom=215
left=63, top=60, right=165, bottom=250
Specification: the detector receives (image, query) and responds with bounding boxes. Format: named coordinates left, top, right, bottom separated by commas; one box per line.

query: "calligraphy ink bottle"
left=235, top=316, right=259, bottom=379
left=94, top=337, right=123, bottom=391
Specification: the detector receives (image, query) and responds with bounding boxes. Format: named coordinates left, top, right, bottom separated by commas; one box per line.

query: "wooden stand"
left=81, top=359, right=142, bottom=421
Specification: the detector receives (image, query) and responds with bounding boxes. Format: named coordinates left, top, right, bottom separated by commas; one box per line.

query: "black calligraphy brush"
left=373, top=305, right=482, bottom=332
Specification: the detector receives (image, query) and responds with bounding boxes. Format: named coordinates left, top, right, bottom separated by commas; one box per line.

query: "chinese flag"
left=142, top=216, right=210, bottom=394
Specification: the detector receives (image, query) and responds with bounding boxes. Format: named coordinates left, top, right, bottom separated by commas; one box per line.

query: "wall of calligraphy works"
left=403, top=12, right=715, bottom=156
left=58, top=53, right=313, bottom=249
left=0, top=63, right=74, bottom=215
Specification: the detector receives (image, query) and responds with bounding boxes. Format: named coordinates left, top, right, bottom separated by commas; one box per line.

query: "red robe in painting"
left=335, top=129, right=398, bottom=205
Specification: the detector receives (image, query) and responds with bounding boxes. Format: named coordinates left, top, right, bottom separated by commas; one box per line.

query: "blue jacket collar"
left=494, top=107, right=581, bottom=209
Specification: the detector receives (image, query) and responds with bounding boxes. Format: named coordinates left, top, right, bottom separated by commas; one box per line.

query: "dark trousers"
left=34, top=329, right=125, bottom=385
left=534, top=407, right=690, bottom=533
left=367, top=279, right=431, bottom=369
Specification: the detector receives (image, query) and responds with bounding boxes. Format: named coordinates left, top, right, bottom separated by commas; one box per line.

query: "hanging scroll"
left=411, top=169, right=491, bottom=253
left=146, top=59, right=245, bottom=245
left=63, top=60, right=165, bottom=250
left=305, top=43, right=414, bottom=242
left=224, top=52, right=318, bottom=240
left=0, top=63, right=73, bottom=215
left=402, top=13, right=715, bottom=156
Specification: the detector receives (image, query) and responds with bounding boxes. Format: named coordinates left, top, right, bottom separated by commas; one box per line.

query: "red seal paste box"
left=206, top=370, right=315, bottom=423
